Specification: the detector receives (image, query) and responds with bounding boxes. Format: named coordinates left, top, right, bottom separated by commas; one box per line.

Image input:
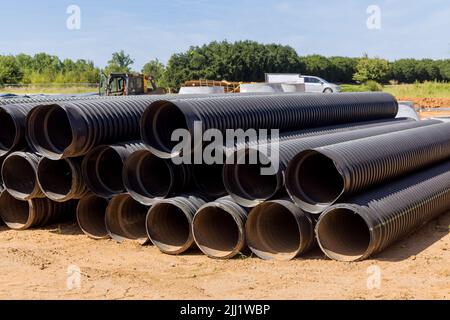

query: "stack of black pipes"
left=0, top=92, right=448, bottom=262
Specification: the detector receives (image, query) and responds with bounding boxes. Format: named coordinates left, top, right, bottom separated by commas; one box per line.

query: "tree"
left=164, top=40, right=301, bottom=89
left=437, top=59, right=450, bottom=81
left=327, top=56, right=359, bottom=83
left=106, top=50, right=134, bottom=73
left=390, top=59, right=418, bottom=83
left=0, top=55, right=23, bottom=84
left=299, top=55, right=333, bottom=79
left=353, top=56, right=390, bottom=83
left=142, top=59, right=167, bottom=87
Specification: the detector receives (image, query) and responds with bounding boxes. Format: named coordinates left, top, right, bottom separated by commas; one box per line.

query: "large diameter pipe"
left=141, top=92, right=399, bottom=158
left=105, top=194, right=150, bottom=245
left=192, top=196, right=249, bottom=259
left=286, top=122, right=450, bottom=213
left=245, top=199, right=315, bottom=260
left=26, top=98, right=163, bottom=160
left=0, top=103, right=39, bottom=157
left=192, top=118, right=414, bottom=199
left=1, top=152, right=44, bottom=200
left=223, top=119, right=442, bottom=207
left=0, top=97, right=121, bottom=157
left=82, top=142, right=146, bottom=198
left=76, top=195, right=110, bottom=239
left=24, top=94, right=227, bottom=160
left=123, top=150, right=191, bottom=205
left=146, top=195, right=206, bottom=254
left=316, top=160, right=450, bottom=262
left=37, top=157, right=90, bottom=202
left=0, top=191, right=77, bottom=230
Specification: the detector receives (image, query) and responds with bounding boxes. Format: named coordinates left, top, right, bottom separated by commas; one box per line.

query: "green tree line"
left=1, top=41, right=449, bottom=89
left=0, top=53, right=100, bottom=85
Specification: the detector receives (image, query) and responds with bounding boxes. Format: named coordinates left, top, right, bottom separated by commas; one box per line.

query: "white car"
left=301, top=76, right=341, bottom=93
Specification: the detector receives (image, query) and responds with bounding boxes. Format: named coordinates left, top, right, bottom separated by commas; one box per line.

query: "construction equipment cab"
left=99, top=73, right=165, bottom=96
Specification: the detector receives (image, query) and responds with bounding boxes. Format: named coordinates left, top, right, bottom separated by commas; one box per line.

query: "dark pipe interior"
left=317, top=208, right=370, bottom=261
left=235, top=162, right=278, bottom=200
left=97, top=149, right=124, bottom=192
left=193, top=206, right=240, bottom=257
left=146, top=203, right=190, bottom=252
left=0, top=192, right=30, bottom=228
left=2, top=155, right=36, bottom=197
left=246, top=202, right=300, bottom=258
left=45, top=106, right=73, bottom=153
left=0, top=110, right=16, bottom=151
left=143, top=101, right=188, bottom=154
left=38, top=159, right=72, bottom=198
left=119, top=197, right=149, bottom=240
left=85, top=148, right=125, bottom=195
left=29, top=105, right=73, bottom=155
left=193, top=163, right=226, bottom=197
left=137, top=153, right=172, bottom=197
left=77, top=196, right=109, bottom=238
left=293, top=152, right=344, bottom=204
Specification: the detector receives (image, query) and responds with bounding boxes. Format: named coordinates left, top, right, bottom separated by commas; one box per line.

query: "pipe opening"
left=106, top=195, right=149, bottom=243
left=289, top=151, right=344, bottom=206
left=45, top=106, right=73, bottom=153
left=97, top=149, right=124, bottom=192
left=84, top=147, right=124, bottom=196
left=0, top=192, right=30, bottom=229
left=119, top=197, right=148, bottom=241
left=0, top=110, right=16, bottom=152
left=142, top=101, right=188, bottom=155
left=193, top=206, right=240, bottom=258
left=146, top=202, right=191, bottom=253
left=193, top=163, right=226, bottom=197
left=246, top=202, right=301, bottom=260
left=38, top=158, right=72, bottom=199
left=28, top=105, right=73, bottom=156
left=224, top=150, right=280, bottom=206
left=316, top=208, right=370, bottom=261
left=2, top=155, right=36, bottom=198
left=77, top=196, right=109, bottom=239
left=125, top=151, right=172, bottom=199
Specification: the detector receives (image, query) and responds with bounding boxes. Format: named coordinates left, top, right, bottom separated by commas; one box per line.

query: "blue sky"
left=0, top=0, right=449, bottom=70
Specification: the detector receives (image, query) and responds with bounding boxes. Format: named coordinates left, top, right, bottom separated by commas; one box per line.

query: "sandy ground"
left=0, top=211, right=448, bottom=300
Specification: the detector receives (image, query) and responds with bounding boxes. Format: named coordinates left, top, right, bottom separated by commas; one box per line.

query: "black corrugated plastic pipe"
left=192, top=196, right=249, bottom=259
left=105, top=194, right=150, bottom=245
left=82, top=142, right=146, bottom=198
left=0, top=103, right=39, bottom=157
left=123, top=149, right=191, bottom=205
left=76, top=194, right=110, bottom=240
left=245, top=199, right=315, bottom=260
left=223, top=119, right=442, bottom=207
left=141, top=92, right=399, bottom=158
left=37, top=157, right=90, bottom=202
left=286, top=122, right=450, bottom=213
left=0, top=191, right=77, bottom=230
left=25, top=94, right=227, bottom=160
left=1, top=151, right=44, bottom=200
left=146, top=195, right=206, bottom=254
left=0, top=96, right=124, bottom=156
left=316, top=160, right=450, bottom=262
left=192, top=118, right=414, bottom=199
left=26, top=97, right=164, bottom=160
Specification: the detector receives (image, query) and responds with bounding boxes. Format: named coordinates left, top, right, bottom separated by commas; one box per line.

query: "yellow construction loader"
left=99, top=72, right=166, bottom=96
